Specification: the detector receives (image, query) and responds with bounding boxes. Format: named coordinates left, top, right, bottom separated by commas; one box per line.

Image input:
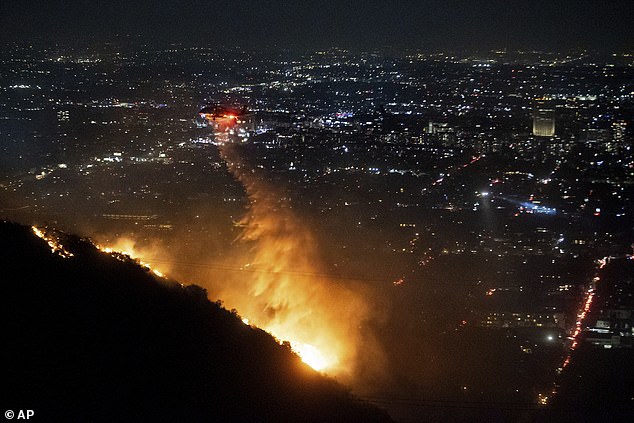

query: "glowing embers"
left=31, top=226, right=74, bottom=258
left=240, top=314, right=335, bottom=371
left=241, top=310, right=339, bottom=372
left=271, top=326, right=339, bottom=372
left=260, top=311, right=343, bottom=372
left=33, top=219, right=342, bottom=374
left=95, top=243, right=166, bottom=279
left=95, top=241, right=339, bottom=372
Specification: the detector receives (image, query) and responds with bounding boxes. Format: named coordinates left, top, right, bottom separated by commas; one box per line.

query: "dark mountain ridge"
left=1, top=221, right=391, bottom=422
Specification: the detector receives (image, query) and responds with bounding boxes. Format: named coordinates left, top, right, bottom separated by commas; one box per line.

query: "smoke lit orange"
left=209, top=129, right=371, bottom=376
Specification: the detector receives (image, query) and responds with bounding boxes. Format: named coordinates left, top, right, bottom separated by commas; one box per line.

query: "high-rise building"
left=533, top=99, right=555, bottom=137
left=612, top=120, right=627, bottom=143
left=426, top=121, right=456, bottom=146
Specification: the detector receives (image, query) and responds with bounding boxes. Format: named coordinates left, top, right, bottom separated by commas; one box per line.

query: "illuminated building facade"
left=533, top=99, right=556, bottom=137
left=610, top=120, right=628, bottom=153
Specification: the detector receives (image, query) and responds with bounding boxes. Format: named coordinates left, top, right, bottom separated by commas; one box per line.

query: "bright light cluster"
left=291, top=342, right=331, bottom=371
left=541, top=256, right=608, bottom=406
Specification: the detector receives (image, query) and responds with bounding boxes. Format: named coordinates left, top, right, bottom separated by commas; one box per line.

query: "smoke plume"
left=213, top=138, right=380, bottom=380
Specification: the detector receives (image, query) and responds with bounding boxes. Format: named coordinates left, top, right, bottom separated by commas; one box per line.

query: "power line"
left=126, top=255, right=487, bottom=286
left=127, top=256, right=393, bottom=282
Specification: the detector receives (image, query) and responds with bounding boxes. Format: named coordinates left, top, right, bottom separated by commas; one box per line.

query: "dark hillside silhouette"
left=1, top=221, right=391, bottom=422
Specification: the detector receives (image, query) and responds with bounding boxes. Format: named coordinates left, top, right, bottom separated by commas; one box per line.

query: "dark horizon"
left=1, top=0, right=632, bottom=52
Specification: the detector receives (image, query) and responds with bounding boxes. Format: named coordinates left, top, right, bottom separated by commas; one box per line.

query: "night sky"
left=1, top=1, right=632, bottom=51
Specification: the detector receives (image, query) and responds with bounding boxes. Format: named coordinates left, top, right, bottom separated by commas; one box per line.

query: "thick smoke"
left=86, top=124, right=388, bottom=388
left=212, top=138, right=384, bottom=381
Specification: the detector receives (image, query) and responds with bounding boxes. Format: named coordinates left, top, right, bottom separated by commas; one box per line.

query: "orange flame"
left=90, top=125, right=380, bottom=378
left=95, top=238, right=169, bottom=279
left=212, top=136, right=373, bottom=376
left=32, top=226, right=74, bottom=258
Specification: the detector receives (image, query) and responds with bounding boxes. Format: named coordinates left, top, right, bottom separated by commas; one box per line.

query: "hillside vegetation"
left=1, top=221, right=391, bottom=423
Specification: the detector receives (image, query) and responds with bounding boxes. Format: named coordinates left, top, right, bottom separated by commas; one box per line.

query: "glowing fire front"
left=95, top=242, right=166, bottom=278
left=93, top=232, right=338, bottom=372
left=89, top=122, right=374, bottom=376
left=292, top=342, right=331, bottom=371
left=93, top=235, right=352, bottom=373
left=31, top=175, right=370, bottom=376
left=32, top=226, right=74, bottom=259
left=211, top=139, right=369, bottom=376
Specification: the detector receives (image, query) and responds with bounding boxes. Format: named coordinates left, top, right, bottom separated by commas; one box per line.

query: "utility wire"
left=124, top=255, right=485, bottom=286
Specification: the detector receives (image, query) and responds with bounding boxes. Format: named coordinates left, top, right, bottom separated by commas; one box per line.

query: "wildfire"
left=292, top=342, right=331, bottom=371
left=31, top=226, right=74, bottom=258
left=95, top=240, right=167, bottom=279
left=34, top=212, right=358, bottom=375
left=94, top=237, right=347, bottom=373
left=87, top=122, right=373, bottom=377
left=209, top=130, right=370, bottom=377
